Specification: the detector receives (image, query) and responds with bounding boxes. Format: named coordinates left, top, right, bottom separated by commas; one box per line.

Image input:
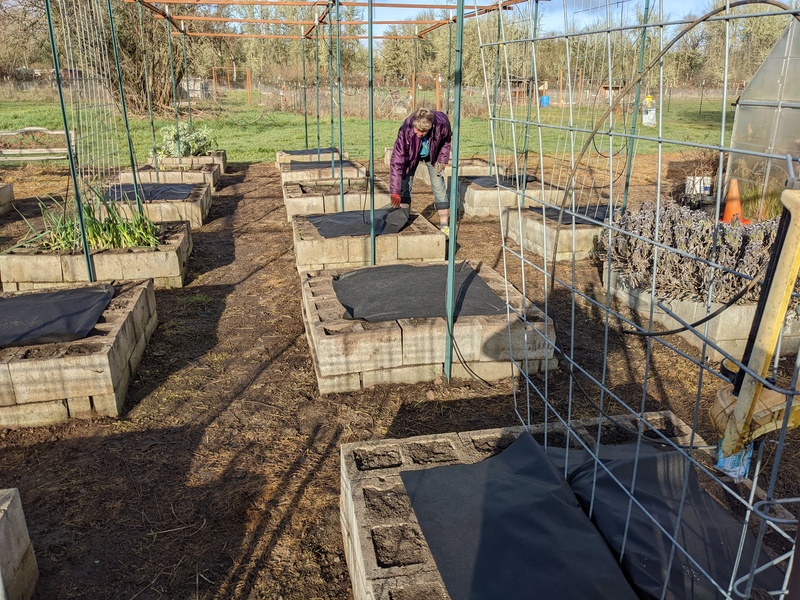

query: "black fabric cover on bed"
left=105, top=183, right=194, bottom=202
left=307, top=208, right=409, bottom=238
left=332, top=263, right=506, bottom=322
left=0, top=285, right=114, bottom=348
left=400, top=433, right=640, bottom=600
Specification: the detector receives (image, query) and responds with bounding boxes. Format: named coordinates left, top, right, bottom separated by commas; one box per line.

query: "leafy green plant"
left=156, top=123, right=216, bottom=158
left=10, top=192, right=159, bottom=253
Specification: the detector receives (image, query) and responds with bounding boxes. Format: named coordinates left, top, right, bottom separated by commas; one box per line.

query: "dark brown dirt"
left=0, top=158, right=797, bottom=599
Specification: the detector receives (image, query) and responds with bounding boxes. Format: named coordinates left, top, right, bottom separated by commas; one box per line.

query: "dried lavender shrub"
left=603, top=202, right=795, bottom=308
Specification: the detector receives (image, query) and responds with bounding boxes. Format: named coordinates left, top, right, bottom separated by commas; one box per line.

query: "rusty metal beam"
left=125, top=0, right=464, bottom=8
left=416, top=0, right=525, bottom=36
left=135, top=0, right=186, bottom=31
left=170, top=14, right=441, bottom=25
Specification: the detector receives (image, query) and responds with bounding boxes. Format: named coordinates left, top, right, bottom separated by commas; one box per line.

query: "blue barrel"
left=540, top=95, right=550, bottom=108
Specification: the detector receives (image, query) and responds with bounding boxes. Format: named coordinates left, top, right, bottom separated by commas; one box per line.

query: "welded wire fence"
left=480, top=0, right=800, bottom=596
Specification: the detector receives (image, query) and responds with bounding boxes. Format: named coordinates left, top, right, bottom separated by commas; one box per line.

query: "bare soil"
left=0, top=158, right=797, bottom=599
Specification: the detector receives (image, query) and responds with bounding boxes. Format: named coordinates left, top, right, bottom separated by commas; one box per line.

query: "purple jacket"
left=389, top=111, right=452, bottom=195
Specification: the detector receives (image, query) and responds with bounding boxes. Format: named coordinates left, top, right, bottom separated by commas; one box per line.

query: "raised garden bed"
left=0, top=279, right=157, bottom=427
left=119, top=163, right=220, bottom=188
left=0, top=488, right=38, bottom=600
left=292, top=211, right=445, bottom=272
left=283, top=178, right=392, bottom=222
left=104, top=183, right=212, bottom=229
left=501, top=192, right=607, bottom=262
left=340, top=411, right=697, bottom=600
left=150, top=149, right=227, bottom=174
left=280, top=159, right=366, bottom=185
left=0, top=182, right=12, bottom=216
left=0, top=222, right=192, bottom=291
left=275, top=147, right=347, bottom=168
left=457, top=175, right=537, bottom=218
left=300, top=261, right=554, bottom=394
left=602, top=264, right=800, bottom=362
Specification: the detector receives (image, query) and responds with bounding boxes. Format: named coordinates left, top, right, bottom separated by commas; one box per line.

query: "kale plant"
left=156, top=123, right=216, bottom=158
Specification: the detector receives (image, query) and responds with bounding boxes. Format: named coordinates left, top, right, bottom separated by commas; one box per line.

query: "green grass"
left=0, top=94, right=734, bottom=166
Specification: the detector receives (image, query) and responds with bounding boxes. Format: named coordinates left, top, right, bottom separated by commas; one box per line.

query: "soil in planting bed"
left=0, top=154, right=797, bottom=599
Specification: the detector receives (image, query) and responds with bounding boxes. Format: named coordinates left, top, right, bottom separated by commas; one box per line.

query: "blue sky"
left=367, top=0, right=713, bottom=39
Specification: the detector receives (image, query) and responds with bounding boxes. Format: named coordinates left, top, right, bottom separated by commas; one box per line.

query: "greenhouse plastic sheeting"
left=0, top=285, right=114, bottom=348
left=308, top=208, right=409, bottom=238
left=529, top=204, right=609, bottom=226
left=400, top=433, right=639, bottom=600
left=566, top=445, right=786, bottom=600
left=332, top=263, right=506, bottom=322
left=105, top=183, right=194, bottom=202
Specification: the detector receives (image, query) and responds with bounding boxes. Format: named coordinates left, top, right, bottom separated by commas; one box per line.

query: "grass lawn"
left=0, top=92, right=733, bottom=165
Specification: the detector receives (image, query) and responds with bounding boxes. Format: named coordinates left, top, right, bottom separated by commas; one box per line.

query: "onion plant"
left=10, top=188, right=159, bottom=253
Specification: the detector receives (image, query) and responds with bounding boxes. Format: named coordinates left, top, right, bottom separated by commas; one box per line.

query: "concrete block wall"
left=152, top=150, right=227, bottom=174
left=280, top=160, right=367, bottom=185
left=104, top=185, right=211, bottom=229
left=0, top=183, right=13, bottom=217
left=119, top=164, right=220, bottom=188
left=457, top=178, right=521, bottom=218
left=501, top=205, right=602, bottom=262
left=601, top=265, right=800, bottom=362
left=0, top=489, right=38, bottom=600
left=293, top=213, right=445, bottom=271
left=300, top=261, right=554, bottom=394
left=414, top=158, right=512, bottom=187
left=0, top=223, right=192, bottom=291
left=0, top=280, right=157, bottom=428
left=340, top=411, right=695, bottom=600
left=283, top=178, right=392, bottom=222
left=276, top=148, right=347, bottom=168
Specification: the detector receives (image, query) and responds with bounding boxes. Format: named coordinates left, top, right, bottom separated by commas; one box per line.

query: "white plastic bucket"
left=685, top=176, right=712, bottom=196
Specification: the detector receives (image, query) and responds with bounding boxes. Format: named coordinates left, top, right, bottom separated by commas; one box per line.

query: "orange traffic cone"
left=720, top=178, right=751, bottom=225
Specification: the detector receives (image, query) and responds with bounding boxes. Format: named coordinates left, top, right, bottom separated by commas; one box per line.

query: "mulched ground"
left=0, top=159, right=797, bottom=599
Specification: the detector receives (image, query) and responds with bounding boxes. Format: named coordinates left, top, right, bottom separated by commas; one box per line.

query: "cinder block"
left=0, top=183, right=13, bottom=216
left=362, top=364, right=442, bottom=387
left=398, top=317, right=482, bottom=365
left=67, top=396, right=94, bottom=419
left=280, top=160, right=367, bottom=184
left=0, top=399, right=69, bottom=428
left=0, top=253, right=62, bottom=285
left=0, top=351, right=18, bottom=406
left=0, top=489, right=38, bottom=600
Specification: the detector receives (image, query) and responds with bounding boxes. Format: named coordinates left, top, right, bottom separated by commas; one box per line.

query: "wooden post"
left=212, top=67, right=217, bottom=98
left=246, top=67, right=251, bottom=105
left=436, top=73, right=441, bottom=111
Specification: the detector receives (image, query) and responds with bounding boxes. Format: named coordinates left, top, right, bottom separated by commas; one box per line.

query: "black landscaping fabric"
left=105, top=183, right=194, bottom=202
left=465, top=175, right=519, bottom=189
left=400, top=433, right=640, bottom=600
left=566, top=444, right=786, bottom=600
left=332, top=263, right=506, bottom=322
left=529, top=203, right=610, bottom=226
left=307, top=208, right=409, bottom=238
left=402, top=438, right=786, bottom=600
left=0, top=285, right=114, bottom=348
left=281, top=147, right=338, bottom=156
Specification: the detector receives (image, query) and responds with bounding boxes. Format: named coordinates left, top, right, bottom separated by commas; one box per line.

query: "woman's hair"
left=411, top=108, right=434, bottom=132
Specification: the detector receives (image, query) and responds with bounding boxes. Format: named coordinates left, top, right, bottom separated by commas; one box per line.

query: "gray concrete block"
left=502, top=205, right=602, bottom=262
left=280, top=159, right=367, bottom=184
left=0, top=183, right=13, bottom=217
left=276, top=147, right=346, bottom=167
left=0, top=489, right=38, bottom=600
left=153, top=150, right=227, bottom=173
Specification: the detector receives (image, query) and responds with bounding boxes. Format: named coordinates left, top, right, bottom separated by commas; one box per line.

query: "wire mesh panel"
left=49, top=0, right=136, bottom=195
left=477, top=0, right=800, bottom=596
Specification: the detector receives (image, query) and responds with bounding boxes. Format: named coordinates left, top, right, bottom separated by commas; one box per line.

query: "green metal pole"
left=316, top=13, right=321, bottom=160
left=137, top=1, right=160, bottom=183
left=107, top=0, right=143, bottom=213
left=165, top=10, right=182, bottom=161
left=336, top=0, right=345, bottom=211
left=445, top=14, right=453, bottom=116
left=621, top=0, right=651, bottom=213
left=329, top=4, right=335, bottom=177
left=368, top=0, right=375, bottom=264
left=444, top=0, right=465, bottom=381
left=181, top=29, right=193, bottom=133
left=302, top=26, right=309, bottom=150
left=44, top=0, right=94, bottom=282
